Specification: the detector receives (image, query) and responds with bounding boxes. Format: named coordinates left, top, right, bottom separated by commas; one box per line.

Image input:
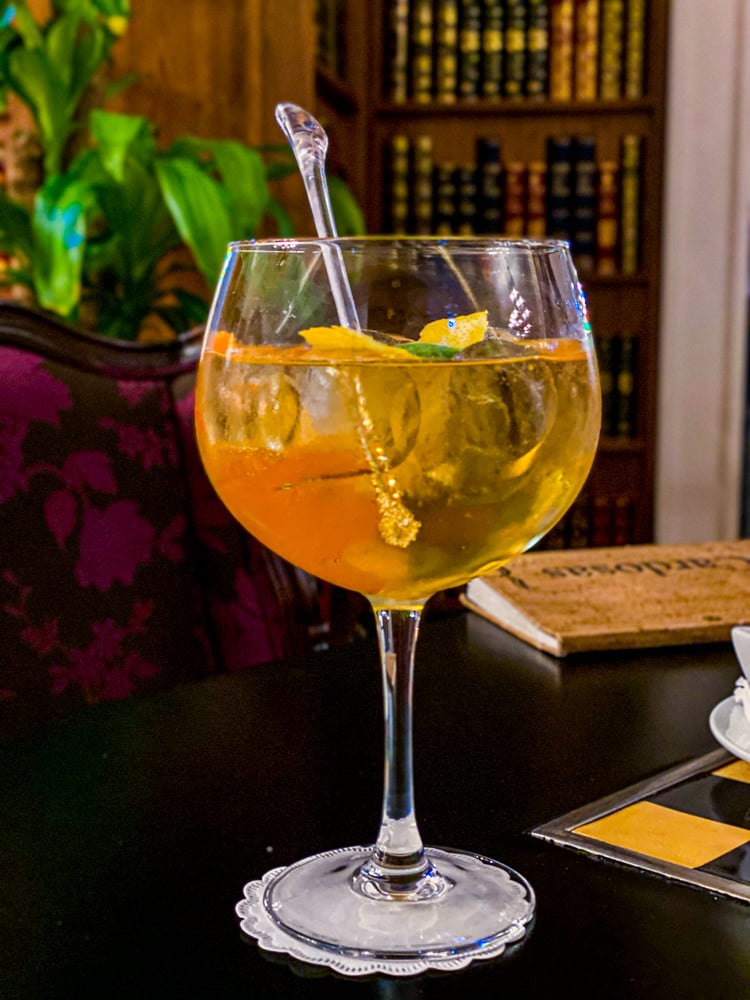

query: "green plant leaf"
left=208, top=140, right=269, bottom=236
left=328, top=174, right=365, bottom=236
left=7, top=45, right=70, bottom=174
left=56, top=0, right=130, bottom=21
left=264, top=197, right=295, bottom=237
left=0, top=187, right=32, bottom=257
left=46, top=11, right=80, bottom=90
left=90, top=108, right=155, bottom=180
left=1, top=2, right=43, bottom=47
left=165, top=136, right=270, bottom=239
left=32, top=171, right=95, bottom=316
left=67, top=18, right=109, bottom=107
left=155, top=156, right=232, bottom=285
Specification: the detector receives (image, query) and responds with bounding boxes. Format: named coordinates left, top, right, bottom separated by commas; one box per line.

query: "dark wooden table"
left=2, top=611, right=748, bottom=998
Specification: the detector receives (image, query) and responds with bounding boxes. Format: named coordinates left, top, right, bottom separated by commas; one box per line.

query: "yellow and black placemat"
left=533, top=749, right=750, bottom=902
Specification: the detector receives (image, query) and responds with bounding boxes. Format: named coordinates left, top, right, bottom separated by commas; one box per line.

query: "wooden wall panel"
left=110, top=0, right=317, bottom=230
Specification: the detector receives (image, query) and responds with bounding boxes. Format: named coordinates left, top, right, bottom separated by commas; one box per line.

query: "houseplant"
left=0, top=0, right=363, bottom=339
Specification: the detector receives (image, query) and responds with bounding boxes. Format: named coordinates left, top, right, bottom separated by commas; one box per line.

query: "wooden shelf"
left=375, top=97, right=657, bottom=119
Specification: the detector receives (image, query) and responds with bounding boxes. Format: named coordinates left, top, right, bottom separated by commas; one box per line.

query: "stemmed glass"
left=195, top=236, right=600, bottom=972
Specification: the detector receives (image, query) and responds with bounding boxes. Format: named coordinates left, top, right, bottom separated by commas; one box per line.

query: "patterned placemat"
left=533, top=748, right=750, bottom=902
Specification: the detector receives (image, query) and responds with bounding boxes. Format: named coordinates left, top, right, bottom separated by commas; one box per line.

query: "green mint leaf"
left=396, top=342, right=460, bottom=359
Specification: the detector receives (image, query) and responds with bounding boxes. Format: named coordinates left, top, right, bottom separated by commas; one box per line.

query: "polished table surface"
left=3, top=611, right=749, bottom=998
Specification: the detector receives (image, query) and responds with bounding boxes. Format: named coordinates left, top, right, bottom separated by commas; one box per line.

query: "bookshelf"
left=315, top=0, right=670, bottom=546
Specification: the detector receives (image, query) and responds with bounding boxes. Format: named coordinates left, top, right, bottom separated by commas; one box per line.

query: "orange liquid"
left=196, top=345, right=600, bottom=603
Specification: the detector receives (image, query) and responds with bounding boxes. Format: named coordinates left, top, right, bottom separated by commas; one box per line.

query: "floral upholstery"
left=0, top=305, right=366, bottom=743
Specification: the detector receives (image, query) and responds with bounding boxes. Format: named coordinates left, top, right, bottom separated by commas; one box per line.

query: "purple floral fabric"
left=0, top=343, right=320, bottom=742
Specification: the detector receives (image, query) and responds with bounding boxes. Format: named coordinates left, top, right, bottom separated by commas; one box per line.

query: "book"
left=463, top=540, right=750, bottom=656
left=455, top=165, right=479, bottom=233
left=411, top=134, right=434, bottom=233
left=612, top=494, right=635, bottom=545
left=598, top=0, right=624, bottom=99
left=595, top=332, right=619, bottom=435
left=571, top=135, right=597, bottom=271
left=549, top=0, right=575, bottom=100
left=624, top=0, right=646, bottom=98
left=387, top=134, right=411, bottom=233
left=526, top=0, right=550, bottom=98
left=546, top=135, right=574, bottom=241
left=435, top=0, right=460, bottom=102
left=620, top=133, right=642, bottom=274
left=503, top=160, right=527, bottom=237
left=434, top=162, right=458, bottom=233
left=385, top=0, right=411, bottom=102
left=525, top=160, right=547, bottom=237
left=590, top=494, right=612, bottom=547
left=574, top=0, right=599, bottom=100
left=480, top=0, right=504, bottom=98
left=410, top=0, right=434, bottom=102
left=458, top=0, right=483, bottom=98
left=476, top=137, right=503, bottom=233
left=567, top=495, right=592, bottom=548
left=596, top=158, right=619, bottom=275
left=504, top=0, right=527, bottom=98
left=615, top=332, right=638, bottom=437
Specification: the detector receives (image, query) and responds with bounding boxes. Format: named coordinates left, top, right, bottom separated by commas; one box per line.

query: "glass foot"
left=236, top=845, right=535, bottom=977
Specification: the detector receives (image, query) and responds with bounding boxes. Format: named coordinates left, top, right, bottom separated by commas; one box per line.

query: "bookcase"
left=314, top=0, right=670, bottom=547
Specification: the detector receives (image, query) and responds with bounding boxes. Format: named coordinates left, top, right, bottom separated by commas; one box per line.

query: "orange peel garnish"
left=416, top=310, right=488, bottom=349
left=298, top=325, right=408, bottom=359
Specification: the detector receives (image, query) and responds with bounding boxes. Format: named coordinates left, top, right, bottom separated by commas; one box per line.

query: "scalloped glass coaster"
left=235, top=845, right=533, bottom=978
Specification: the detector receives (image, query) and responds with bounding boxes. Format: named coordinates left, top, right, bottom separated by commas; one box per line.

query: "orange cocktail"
left=196, top=327, right=599, bottom=603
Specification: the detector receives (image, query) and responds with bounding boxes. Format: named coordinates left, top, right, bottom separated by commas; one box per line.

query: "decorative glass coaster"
left=235, top=845, right=533, bottom=978
left=533, top=747, right=750, bottom=903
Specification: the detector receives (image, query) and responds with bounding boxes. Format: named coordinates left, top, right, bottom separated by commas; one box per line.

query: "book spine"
left=567, top=495, right=592, bottom=547
left=476, top=138, right=504, bottom=233
left=458, top=0, right=483, bottom=99
left=480, top=0, right=504, bottom=98
left=526, top=0, right=550, bottom=98
left=385, top=0, right=411, bottom=102
left=434, top=162, right=458, bottom=233
left=526, top=160, right=547, bottom=237
left=435, top=0, right=460, bottom=103
left=503, top=161, right=527, bottom=237
left=591, top=494, right=613, bottom=546
left=612, top=494, right=635, bottom=545
left=596, top=158, right=619, bottom=275
left=549, top=0, right=574, bottom=100
left=456, top=165, right=479, bottom=233
left=598, top=0, right=624, bottom=100
left=410, top=0, right=435, bottom=102
left=542, top=522, right=567, bottom=549
left=571, top=135, right=597, bottom=272
left=387, top=135, right=411, bottom=232
left=574, top=0, right=599, bottom=100
left=504, top=0, right=527, bottom=98
left=595, top=332, right=619, bottom=436
left=412, top=134, right=434, bottom=233
left=620, top=133, right=642, bottom=275
left=615, top=333, right=638, bottom=437
left=546, top=135, right=574, bottom=241
left=624, top=0, right=646, bottom=98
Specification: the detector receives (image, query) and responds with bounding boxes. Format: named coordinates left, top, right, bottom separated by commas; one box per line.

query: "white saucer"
left=709, top=695, right=750, bottom=762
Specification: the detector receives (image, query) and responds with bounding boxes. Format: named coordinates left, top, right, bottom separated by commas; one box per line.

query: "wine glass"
left=195, top=236, right=600, bottom=972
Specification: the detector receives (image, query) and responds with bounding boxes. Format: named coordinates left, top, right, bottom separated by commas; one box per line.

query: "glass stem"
left=353, top=606, right=450, bottom=901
